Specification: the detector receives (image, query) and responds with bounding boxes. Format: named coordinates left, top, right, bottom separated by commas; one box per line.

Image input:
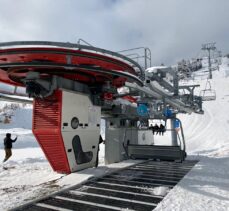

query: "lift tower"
left=201, top=42, right=216, bottom=79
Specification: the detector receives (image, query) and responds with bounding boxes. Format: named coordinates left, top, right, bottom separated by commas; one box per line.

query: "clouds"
left=0, top=0, right=228, bottom=65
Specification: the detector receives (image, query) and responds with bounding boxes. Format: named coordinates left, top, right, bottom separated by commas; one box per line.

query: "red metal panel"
left=32, top=90, right=71, bottom=174
left=0, top=47, right=138, bottom=87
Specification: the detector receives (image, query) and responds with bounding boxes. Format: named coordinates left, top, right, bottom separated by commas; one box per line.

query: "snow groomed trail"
left=13, top=160, right=198, bottom=211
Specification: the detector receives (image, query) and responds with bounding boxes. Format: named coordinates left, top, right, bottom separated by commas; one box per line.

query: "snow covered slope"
left=180, top=57, right=229, bottom=156
left=0, top=104, right=39, bottom=149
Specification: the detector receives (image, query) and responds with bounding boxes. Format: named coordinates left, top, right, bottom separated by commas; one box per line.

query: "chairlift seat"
left=200, top=89, right=216, bottom=101
left=127, top=144, right=186, bottom=162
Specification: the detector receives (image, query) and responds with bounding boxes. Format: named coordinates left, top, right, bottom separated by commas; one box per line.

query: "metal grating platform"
left=12, top=160, right=198, bottom=211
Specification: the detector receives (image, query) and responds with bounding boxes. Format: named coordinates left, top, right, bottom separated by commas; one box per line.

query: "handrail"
left=0, top=94, right=32, bottom=104
left=77, top=38, right=93, bottom=46
left=0, top=89, right=27, bottom=97
left=176, top=117, right=186, bottom=152
left=177, top=132, right=183, bottom=160
left=117, top=47, right=151, bottom=70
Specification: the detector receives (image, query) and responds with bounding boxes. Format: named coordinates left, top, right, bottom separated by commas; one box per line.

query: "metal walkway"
left=13, top=160, right=198, bottom=211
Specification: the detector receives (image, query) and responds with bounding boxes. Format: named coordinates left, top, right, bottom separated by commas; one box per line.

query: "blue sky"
left=0, top=0, right=228, bottom=65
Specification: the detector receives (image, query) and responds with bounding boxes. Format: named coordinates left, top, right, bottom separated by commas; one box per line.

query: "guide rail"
left=12, top=160, right=198, bottom=211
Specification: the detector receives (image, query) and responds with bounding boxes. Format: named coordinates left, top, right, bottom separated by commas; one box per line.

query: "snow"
left=148, top=186, right=170, bottom=197
left=145, top=66, right=169, bottom=73
left=0, top=105, right=39, bottom=149
left=154, top=156, right=229, bottom=211
left=0, top=58, right=229, bottom=210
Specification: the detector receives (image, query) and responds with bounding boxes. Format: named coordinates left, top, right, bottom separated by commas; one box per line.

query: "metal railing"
left=117, top=47, right=151, bottom=71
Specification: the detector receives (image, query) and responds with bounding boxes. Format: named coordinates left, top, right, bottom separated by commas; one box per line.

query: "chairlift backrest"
left=200, top=89, right=216, bottom=101
left=149, top=118, right=167, bottom=128
left=149, top=118, right=183, bottom=133
left=199, top=80, right=216, bottom=101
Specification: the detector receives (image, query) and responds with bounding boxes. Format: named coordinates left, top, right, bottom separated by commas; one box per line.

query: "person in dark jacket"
left=3, top=133, right=17, bottom=162
left=153, top=124, right=159, bottom=135
left=95, top=135, right=104, bottom=167
left=159, top=124, right=165, bottom=135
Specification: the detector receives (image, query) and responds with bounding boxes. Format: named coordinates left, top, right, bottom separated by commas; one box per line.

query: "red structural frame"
left=32, top=90, right=71, bottom=174
left=0, top=47, right=138, bottom=87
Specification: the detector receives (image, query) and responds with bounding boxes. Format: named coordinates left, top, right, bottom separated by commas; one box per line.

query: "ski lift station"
left=0, top=41, right=213, bottom=210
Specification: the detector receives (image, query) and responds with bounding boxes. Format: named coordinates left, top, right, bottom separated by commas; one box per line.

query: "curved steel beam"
left=0, top=62, right=144, bottom=87
left=0, top=41, right=144, bottom=80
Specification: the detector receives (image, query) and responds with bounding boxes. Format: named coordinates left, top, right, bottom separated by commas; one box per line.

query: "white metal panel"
left=61, top=90, right=101, bottom=172
left=138, top=130, right=154, bottom=145
left=105, top=126, right=138, bottom=165
left=62, top=131, right=100, bottom=171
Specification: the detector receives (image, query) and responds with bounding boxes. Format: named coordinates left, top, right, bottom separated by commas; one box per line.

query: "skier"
left=159, top=124, right=165, bottom=136
left=149, top=124, right=153, bottom=130
left=153, top=124, right=159, bottom=135
left=3, top=133, right=18, bottom=162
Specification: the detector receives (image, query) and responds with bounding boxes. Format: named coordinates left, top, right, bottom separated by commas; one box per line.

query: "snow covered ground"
left=155, top=156, right=229, bottom=211
left=0, top=146, right=142, bottom=210
left=0, top=57, right=229, bottom=210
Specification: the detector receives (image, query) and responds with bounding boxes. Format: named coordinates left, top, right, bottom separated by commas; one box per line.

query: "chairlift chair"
left=149, top=118, right=167, bottom=130
left=126, top=117, right=186, bottom=162
left=200, top=89, right=216, bottom=101
left=199, top=80, right=216, bottom=101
